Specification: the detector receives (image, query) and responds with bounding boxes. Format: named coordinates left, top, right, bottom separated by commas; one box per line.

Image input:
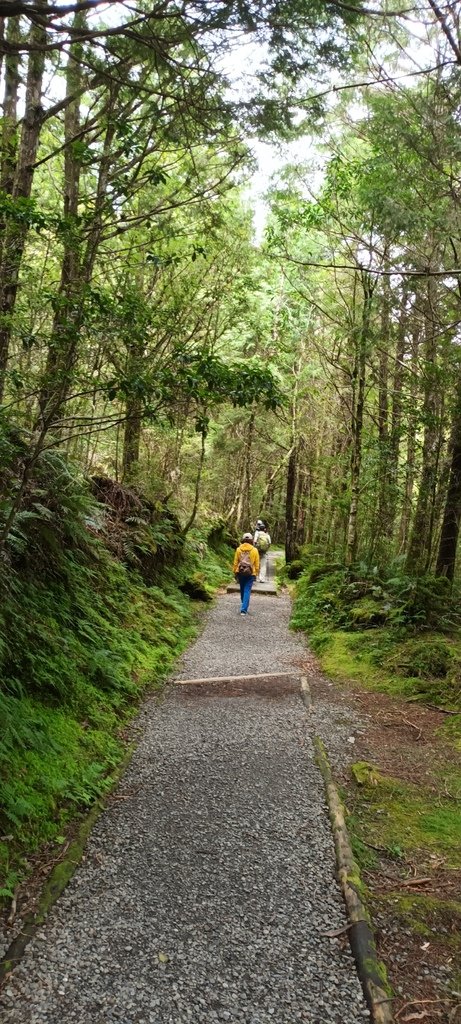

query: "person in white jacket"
left=253, top=519, right=271, bottom=583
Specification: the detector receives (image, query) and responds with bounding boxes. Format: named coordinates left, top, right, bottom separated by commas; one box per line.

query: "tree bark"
left=0, top=13, right=45, bottom=400
left=240, top=411, right=254, bottom=529
left=285, top=356, right=301, bottom=563
left=285, top=441, right=298, bottom=564
left=182, top=427, right=207, bottom=536
left=398, top=323, right=420, bottom=553
left=122, top=397, right=142, bottom=481
left=406, top=275, right=439, bottom=573
left=38, top=14, right=84, bottom=424
left=386, top=284, right=409, bottom=535
left=345, top=272, right=374, bottom=566
left=375, top=251, right=392, bottom=544
left=0, top=18, right=21, bottom=195
left=436, top=378, right=461, bottom=580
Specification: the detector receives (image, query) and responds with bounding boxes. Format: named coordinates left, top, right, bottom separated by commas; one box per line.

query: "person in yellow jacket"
left=232, top=533, right=260, bottom=615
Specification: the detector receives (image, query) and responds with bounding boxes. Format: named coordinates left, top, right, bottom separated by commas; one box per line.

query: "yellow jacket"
left=233, top=543, right=259, bottom=576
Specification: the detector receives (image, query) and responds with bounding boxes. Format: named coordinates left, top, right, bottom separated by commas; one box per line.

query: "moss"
left=351, top=762, right=382, bottom=787
left=363, top=955, right=392, bottom=996
left=374, top=892, right=461, bottom=944
left=285, top=559, right=305, bottom=580
left=312, top=630, right=461, bottom=726
left=349, top=598, right=388, bottom=627
left=350, top=769, right=461, bottom=867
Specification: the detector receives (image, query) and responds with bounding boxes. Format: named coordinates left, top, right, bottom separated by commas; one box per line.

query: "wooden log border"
left=314, top=735, right=393, bottom=1024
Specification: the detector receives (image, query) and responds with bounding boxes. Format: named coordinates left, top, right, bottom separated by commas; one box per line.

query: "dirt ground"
left=302, top=649, right=461, bottom=1024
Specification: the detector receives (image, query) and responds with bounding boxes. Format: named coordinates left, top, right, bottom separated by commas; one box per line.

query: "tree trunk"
left=285, top=358, right=301, bottom=563
left=241, top=411, right=254, bottom=529
left=386, top=284, right=409, bottom=536
left=1, top=18, right=21, bottom=195
left=436, top=379, right=461, bottom=580
left=0, top=14, right=45, bottom=400
left=294, top=460, right=310, bottom=549
left=0, top=17, right=5, bottom=84
left=406, top=275, right=439, bottom=573
left=398, top=323, right=420, bottom=552
left=182, top=427, right=207, bottom=536
left=285, top=442, right=298, bottom=563
left=376, top=253, right=391, bottom=543
left=38, top=15, right=84, bottom=425
left=345, top=273, right=373, bottom=565
left=122, top=397, right=142, bottom=481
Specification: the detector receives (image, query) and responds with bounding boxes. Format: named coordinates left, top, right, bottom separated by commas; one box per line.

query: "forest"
left=1, top=0, right=461, bottom=961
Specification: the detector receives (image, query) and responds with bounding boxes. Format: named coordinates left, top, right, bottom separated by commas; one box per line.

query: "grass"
left=372, top=891, right=461, bottom=951
left=348, top=766, right=461, bottom=868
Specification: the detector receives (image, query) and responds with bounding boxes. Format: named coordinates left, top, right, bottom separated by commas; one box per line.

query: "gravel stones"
left=175, top=591, right=305, bottom=681
left=0, top=575, right=370, bottom=1023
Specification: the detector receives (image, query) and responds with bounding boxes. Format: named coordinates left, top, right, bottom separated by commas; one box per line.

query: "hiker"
left=253, top=519, right=271, bottom=583
left=233, top=532, right=259, bottom=615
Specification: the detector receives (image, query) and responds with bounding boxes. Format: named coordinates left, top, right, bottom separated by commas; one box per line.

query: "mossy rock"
left=180, top=575, right=213, bottom=602
left=286, top=559, right=305, bottom=580
left=308, top=562, right=343, bottom=583
left=383, top=636, right=455, bottom=679
left=349, top=597, right=388, bottom=628
left=351, top=761, right=382, bottom=787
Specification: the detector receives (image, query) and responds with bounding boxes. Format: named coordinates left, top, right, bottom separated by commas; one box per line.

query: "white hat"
left=242, top=532, right=253, bottom=542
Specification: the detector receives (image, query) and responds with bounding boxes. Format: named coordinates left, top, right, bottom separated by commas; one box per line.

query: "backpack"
left=237, top=548, right=253, bottom=575
left=255, top=531, right=270, bottom=553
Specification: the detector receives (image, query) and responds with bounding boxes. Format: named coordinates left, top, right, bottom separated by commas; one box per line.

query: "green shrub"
left=292, top=562, right=461, bottom=637
left=286, top=559, right=305, bottom=580
left=383, top=636, right=455, bottom=679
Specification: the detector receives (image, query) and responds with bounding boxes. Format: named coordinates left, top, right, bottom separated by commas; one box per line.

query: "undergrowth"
left=0, top=428, right=232, bottom=900
left=291, top=554, right=461, bottom=987
left=348, top=764, right=461, bottom=868
left=291, top=559, right=461, bottom=722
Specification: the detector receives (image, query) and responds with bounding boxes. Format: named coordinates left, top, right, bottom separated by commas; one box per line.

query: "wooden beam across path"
left=174, top=671, right=303, bottom=698
left=226, top=582, right=278, bottom=595
left=175, top=671, right=299, bottom=686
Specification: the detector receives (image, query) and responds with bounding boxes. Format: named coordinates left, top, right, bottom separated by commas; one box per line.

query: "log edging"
left=313, top=734, right=393, bottom=1024
left=0, top=745, right=135, bottom=987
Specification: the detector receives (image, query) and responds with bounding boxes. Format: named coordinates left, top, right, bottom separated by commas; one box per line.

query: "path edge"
left=0, top=744, right=135, bottom=988
left=313, top=734, right=393, bottom=1024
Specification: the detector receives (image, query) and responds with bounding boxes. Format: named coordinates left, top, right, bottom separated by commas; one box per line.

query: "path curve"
left=0, top=563, right=369, bottom=1023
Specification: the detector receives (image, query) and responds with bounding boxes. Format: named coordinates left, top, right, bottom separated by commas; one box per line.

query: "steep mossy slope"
left=0, top=443, right=232, bottom=899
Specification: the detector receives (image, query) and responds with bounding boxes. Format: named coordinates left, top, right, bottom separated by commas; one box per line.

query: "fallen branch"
left=321, top=923, right=352, bottom=937
left=362, top=839, right=388, bottom=853
left=6, top=895, right=17, bottom=927
left=402, top=718, right=422, bottom=740
left=406, top=702, right=460, bottom=716
left=399, top=877, right=432, bottom=887
left=395, top=998, right=451, bottom=1020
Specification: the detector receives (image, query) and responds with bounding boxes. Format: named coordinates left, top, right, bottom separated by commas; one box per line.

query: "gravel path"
left=0, top=558, right=369, bottom=1023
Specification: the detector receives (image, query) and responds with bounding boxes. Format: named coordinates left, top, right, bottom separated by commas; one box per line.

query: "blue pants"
left=237, top=573, right=255, bottom=613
